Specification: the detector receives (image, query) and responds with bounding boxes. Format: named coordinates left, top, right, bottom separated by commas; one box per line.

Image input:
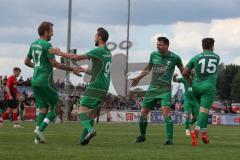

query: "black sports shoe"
left=164, top=140, right=173, bottom=145
left=134, top=135, right=146, bottom=143
left=80, top=128, right=96, bottom=146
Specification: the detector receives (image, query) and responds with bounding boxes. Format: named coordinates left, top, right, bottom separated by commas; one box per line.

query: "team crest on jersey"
left=166, top=61, right=171, bottom=65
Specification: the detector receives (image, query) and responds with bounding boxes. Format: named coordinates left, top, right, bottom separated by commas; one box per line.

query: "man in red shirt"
left=1, top=67, right=24, bottom=128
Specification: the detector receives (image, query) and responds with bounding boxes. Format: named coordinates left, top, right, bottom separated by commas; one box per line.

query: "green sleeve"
left=186, top=56, right=195, bottom=70
left=176, top=56, right=183, bottom=70
left=87, top=48, right=102, bottom=60
left=177, top=77, right=184, bottom=83
left=45, top=43, right=55, bottom=60
left=148, top=52, right=154, bottom=69
left=27, top=46, right=33, bottom=59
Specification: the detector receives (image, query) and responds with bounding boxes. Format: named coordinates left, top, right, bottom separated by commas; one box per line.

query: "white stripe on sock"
left=43, top=118, right=50, bottom=124
left=195, top=126, right=200, bottom=131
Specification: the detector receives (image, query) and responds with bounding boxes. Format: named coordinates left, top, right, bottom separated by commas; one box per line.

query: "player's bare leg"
left=162, top=106, right=174, bottom=145
left=134, top=108, right=150, bottom=143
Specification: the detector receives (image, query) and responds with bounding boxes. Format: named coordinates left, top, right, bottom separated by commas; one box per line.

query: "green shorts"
left=192, top=81, right=216, bottom=110
left=32, top=86, right=59, bottom=110
left=80, top=96, right=102, bottom=109
left=184, top=97, right=199, bottom=117
left=142, top=92, right=171, bottom=109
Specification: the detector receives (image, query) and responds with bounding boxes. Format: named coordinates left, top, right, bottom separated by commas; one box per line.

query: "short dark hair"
left=38, top=21, right=53, bottom=36
left=97, top=27, right=109, bottom=42
left=157, top=37, right=169, bottom=45
left=202, top=38, right=215, bottom=50
left=13, top=67, right=21, bottom=72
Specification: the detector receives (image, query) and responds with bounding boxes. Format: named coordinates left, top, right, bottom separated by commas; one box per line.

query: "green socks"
left=190, top=119, right=197, bottom=125
left=196, top=112, right=208, bottom=130
left=37, top=112, right=47, bottom=127
left=139, top=115, right=148, bottom=137
left=184, top=115, right=190, bottom=129
left=79, top=113, right=93, bottom=132
left=165, top=117, right=173, bottom=141
left=39, top=111, right=55, bottom=132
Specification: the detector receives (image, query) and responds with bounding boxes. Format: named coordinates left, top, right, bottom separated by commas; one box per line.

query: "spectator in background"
left=18, top=76, right=25, bottom=86
left=0, top=76, right=2, bottom=86
left=1, top=67, right=24, bottom=128
left=0, top=76, right=4, bottom=127
left=55, top=79, right=61, bottom=89
left=24, top=78, right=31, bottom=86
left=3, top=76, right=7, bottom=86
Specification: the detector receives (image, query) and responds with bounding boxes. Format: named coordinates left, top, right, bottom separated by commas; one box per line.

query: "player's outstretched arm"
left=131, top=64, right=152, bottom=87
left=74, top=67, right=92, bottom=75
left=49, top=48, right=89, bottom=61
left=49, top=58, right=81, bottom=77
left=24, top=57, right=34, bottom=68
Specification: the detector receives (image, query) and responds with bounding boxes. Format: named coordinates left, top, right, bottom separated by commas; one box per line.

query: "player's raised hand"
left=131, top=77, right=140, bottom=87
left=49, top=48, right=61, bottom=55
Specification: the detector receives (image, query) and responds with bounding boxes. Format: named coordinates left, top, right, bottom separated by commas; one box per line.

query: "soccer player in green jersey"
left=183, top=38, right=220, bottom=146
left=49, top=27, right=112, bottom=145
left=131, top=37, right=184, bottom=145
left=173, top=73, right=198, bottom=136
left=24, top=21, right=80, bottom=144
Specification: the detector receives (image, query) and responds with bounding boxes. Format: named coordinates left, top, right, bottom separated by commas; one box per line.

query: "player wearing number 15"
left=49, top=27, right=112, bottom=145
left=183, top=38, right=220, bottom=146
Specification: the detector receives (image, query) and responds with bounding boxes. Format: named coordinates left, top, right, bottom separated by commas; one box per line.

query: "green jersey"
left=177, top=77, right=194, bottom=99
left=145, top=51, right=183, bottom=98
left=186, top=50, right=220, bottom=84
left=27, top=39, right=55, bottom=87
left=83, top=46, right=112, bottom=100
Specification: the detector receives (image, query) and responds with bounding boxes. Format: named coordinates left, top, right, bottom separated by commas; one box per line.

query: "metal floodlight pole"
left=66, top=0, right=72, bottom=85
left=64, top=0, right=72, bottom=121
left=125, top=0, right=131, bottom=96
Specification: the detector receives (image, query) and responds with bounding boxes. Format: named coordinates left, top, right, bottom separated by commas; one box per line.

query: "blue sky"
left=1, top=0, right=240, bottom=94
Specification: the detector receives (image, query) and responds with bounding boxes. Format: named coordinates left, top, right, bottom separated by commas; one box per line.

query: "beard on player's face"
left=95, top=41, right=99, bottom=46
left=95, top=37, right=99, bottom=46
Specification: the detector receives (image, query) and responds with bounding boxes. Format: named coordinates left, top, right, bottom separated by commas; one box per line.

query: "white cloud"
left=233, top=56, right=240, bottom=65
left=151, top=18, right=240, bottom=65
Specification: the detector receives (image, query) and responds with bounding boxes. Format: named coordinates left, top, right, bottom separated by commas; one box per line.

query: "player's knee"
left=39, top=109, right=48, bottom=114
left=162, top=107, right=170, bottom=118
left=192, top=116, right=198, bottom=121
left=141, top=108, right=149, bottom=116
left=199, top=107, right=209, bottom=113
left=79, top=106, right=89, bottom=113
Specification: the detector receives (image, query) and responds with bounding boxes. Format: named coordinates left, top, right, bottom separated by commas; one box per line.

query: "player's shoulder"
left=31, top=39, right=51, bottom=49
left=7, top=75, right=15, bottom=81
left=190, top=53, right=202, bottom=61
left=169, top=51, right=181, bottom=58
left=89, top=46, right=104, bottom=53
left=212, top=52, right=220, bottom=59
left=150, top=51, right=159, bottom=58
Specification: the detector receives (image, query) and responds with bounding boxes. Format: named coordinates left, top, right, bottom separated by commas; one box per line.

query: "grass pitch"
left=0, top=122, right=239, bottom=160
